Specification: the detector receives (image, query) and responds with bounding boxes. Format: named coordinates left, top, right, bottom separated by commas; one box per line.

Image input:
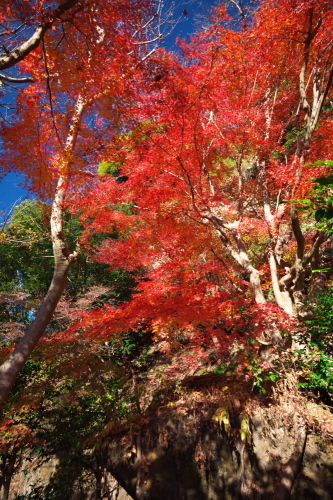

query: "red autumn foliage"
left=70, top=0, right=333, bottom=353
left=0, top=0, right=333, bottom=403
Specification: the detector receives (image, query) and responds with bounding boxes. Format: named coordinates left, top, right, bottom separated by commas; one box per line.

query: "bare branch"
left=0, top=73, right=33, bottom=83
left=291, top=212, right=305, bottom=261
left=41, top=39, right=63, bottom=147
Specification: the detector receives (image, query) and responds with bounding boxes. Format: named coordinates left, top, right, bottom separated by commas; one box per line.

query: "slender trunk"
left=227, top=242, right=266, bottom=304
left=232, top=233, right=266, bottom=304
left=0, top=94, right=86, bottom=406
left=94, top=467, right=103, bottom=500
left=212, top=220, right=266, bottom=304
left=0, top=176, right=76, bottom=406
left=260, top=162, right=294, bottom=315
left=268, top=251, right=294, bottom=316
left=248, top=267, right=266, bottom=304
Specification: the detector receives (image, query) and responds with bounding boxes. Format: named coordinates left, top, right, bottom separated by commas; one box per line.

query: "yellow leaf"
left=240, top=417, right=252, bottom=443
left=213, top=407, right=231, bottom=434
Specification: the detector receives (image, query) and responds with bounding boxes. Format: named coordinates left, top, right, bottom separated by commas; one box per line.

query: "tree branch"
left=0, top=73, right=33, bottom=83
left=0, top=0, right=82, bottom=71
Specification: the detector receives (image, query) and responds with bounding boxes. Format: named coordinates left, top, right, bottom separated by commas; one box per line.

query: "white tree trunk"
left=0, top=175, right=76, bottom=406
left=0, top=94, right=86, bottom=406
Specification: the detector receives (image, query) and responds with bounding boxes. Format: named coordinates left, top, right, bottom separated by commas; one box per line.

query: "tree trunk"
left=0, top=93, right=86, bottom=406
left=268, top=251, right=294, bottom=316
left=0, top=177, right=76, bottom=406
left=0, top=456, right=17, bottom=500
left=1, top=480, right=10, bottom=500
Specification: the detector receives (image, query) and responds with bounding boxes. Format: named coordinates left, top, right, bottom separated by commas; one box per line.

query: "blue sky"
left=0, top=173, right=30, bottom=222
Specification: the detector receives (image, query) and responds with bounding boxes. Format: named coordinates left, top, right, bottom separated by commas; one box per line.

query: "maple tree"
left=0, top=0, right=173, bottom=405
left=0, top=0, right=332, bottom=424
left=2, top=1, right=333, bottom=497
left=73, top=0, right=333, bottom=356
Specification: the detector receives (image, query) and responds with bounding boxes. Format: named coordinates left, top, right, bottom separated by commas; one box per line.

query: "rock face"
left=8, top=457, right=59, bottom=499
left=5, top=384, right=333, bottom=499
left=105, top=406, right=333, bottom=500
left=7, top=456, right=132, bottom=500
